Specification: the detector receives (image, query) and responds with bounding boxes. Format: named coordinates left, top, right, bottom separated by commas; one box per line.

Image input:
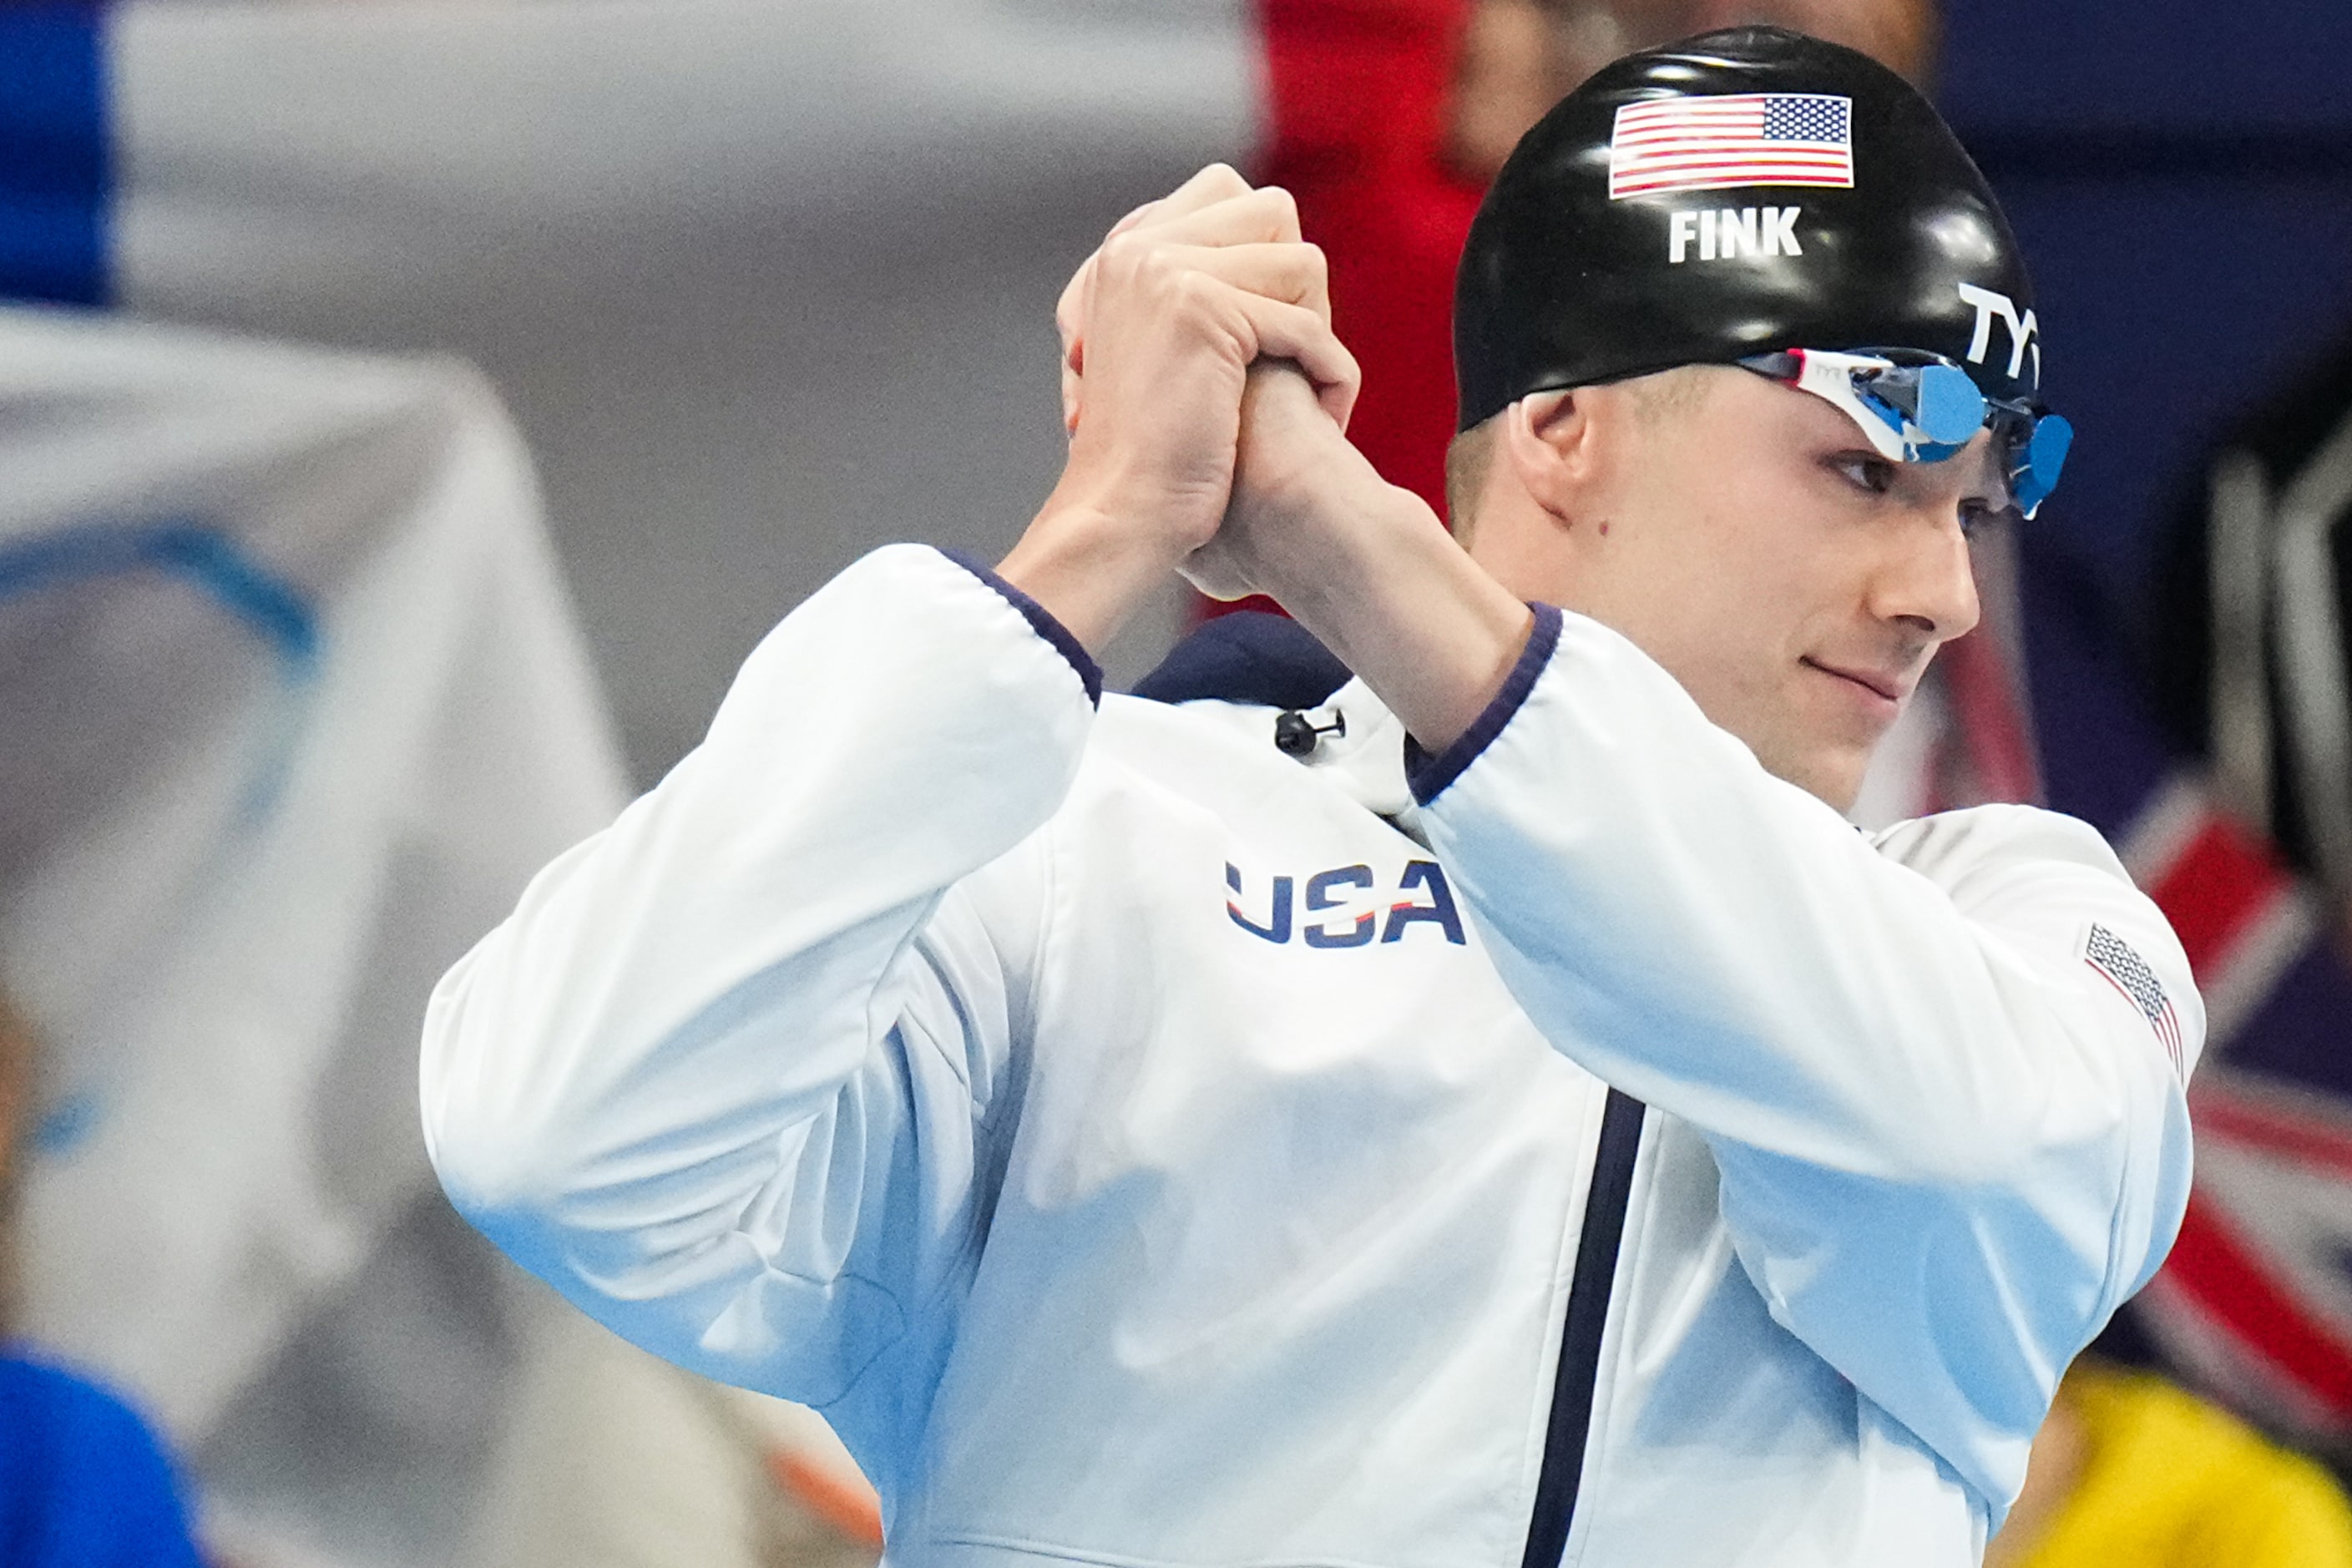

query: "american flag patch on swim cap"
left=1608, top=94, right=1856, bottom=200
left=2086, top=923, right=2185, bottom=1079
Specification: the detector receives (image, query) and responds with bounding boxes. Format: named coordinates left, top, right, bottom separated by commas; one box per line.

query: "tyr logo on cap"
left=1958, top=282, right=2042, bottom=389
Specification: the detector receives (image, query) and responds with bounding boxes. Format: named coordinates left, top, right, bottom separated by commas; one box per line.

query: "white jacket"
left=422, top=544, right=2199, bottom=1567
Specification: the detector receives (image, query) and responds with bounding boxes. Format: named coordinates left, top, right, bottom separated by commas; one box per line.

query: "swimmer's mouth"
left=1803, top=657, right=1905, bottom=706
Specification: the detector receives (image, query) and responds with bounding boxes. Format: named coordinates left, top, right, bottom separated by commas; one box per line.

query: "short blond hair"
left=1444, top=366, right=1717, bottom=541
left=1444, top=415, right=1505, bottom=545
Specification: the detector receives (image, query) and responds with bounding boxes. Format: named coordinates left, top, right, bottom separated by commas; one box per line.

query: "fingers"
left=1065, top=261, right=1357, bottom=439
left=1125, top=183, right=1302, bottom=250
left=1062, top=220, right=1322, bottom=371
left=1055, top=165, right=1348, bottom=440
left=1130, top=163, right=1260, bottom=230
left=1165, top=269, right=1358, bottom=427
left=1060, top=240, right=1337, bottom=437
left=1156, top=241, right=1330, bottom=321
left=1236, top=293, right=1361, bottom=432
left=1058, top=169, right=1273, bottom=346
left=1102, top=200, right=1158, bottom=242
left=1058, top=172, right=1303, bottom=377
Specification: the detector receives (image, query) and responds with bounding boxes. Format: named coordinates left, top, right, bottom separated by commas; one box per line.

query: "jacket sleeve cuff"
left=1404, top=603, right=1562, bottom=805
left=945, top=551, right=1104, bottom=706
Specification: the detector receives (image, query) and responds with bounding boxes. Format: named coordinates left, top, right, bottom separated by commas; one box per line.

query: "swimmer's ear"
left=1500, top=389, right=1599, bottom=528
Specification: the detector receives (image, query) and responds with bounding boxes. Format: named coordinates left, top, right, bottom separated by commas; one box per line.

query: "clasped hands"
left=995, top=165, right=1535, bottom=753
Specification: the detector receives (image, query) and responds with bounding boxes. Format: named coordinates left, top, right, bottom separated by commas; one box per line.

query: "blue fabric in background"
left=1939, top=0, right=2352, bottom=650
left=0, top=1351, right=205, bottom=1568
left=1940, top=0, right=2352, bottom=136
left=0, top=6, right=109, bottom=306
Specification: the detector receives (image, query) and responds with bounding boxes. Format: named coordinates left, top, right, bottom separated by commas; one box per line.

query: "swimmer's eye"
left=1829, top=452, right=1898, bottom=496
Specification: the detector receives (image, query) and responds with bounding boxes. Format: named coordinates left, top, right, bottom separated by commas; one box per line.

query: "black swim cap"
left=1453, top=27, right=2043, bottom=432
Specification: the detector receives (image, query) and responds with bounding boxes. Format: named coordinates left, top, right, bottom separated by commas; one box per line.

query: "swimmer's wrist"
left=996, top=491, right=1190, bottom=659
left=1272, top=483, right=1531, bottom=752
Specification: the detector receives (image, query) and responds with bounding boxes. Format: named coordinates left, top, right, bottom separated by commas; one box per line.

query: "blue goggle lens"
left=2010, top=412, right=2072, bottom=517
left=1912, top=363, right=1990, bottom=449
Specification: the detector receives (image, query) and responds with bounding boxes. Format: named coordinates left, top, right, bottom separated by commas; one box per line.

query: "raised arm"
left=1407, top=589, right=2193, bottom=1510
left=422, top=167, right=1358, bottom=1483
left=1217, top=363, right=2198, bottom=1510
left=421, top=546, right=1094, bottom=1456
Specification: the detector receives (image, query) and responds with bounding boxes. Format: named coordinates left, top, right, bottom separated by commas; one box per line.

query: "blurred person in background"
left=1985, top=1358, right=2352, bottom=1567
left=0, top=985, right=209, bottom=1568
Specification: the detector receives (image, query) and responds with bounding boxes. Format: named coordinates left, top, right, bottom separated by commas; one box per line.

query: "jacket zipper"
left=1520, top=1088, right=1647, bottom=1568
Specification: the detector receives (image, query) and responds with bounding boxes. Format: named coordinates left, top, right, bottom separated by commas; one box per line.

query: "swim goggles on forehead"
left=1737, top=347, right=2075, bottom=519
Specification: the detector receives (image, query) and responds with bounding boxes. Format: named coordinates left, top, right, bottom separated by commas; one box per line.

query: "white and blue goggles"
left=1738, top=347, right=2074, bottom=519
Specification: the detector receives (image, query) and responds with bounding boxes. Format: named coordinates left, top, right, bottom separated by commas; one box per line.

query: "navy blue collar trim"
left=1130, top=610, right=1352, bottom=711
left=1404, top=604, right=1562, bottom=806
left=945, top=551, right=1103, bottom=706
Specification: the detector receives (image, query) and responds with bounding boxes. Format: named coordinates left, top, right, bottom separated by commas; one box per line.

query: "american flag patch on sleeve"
left=2085, top=923, right=2185, bottom=1079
